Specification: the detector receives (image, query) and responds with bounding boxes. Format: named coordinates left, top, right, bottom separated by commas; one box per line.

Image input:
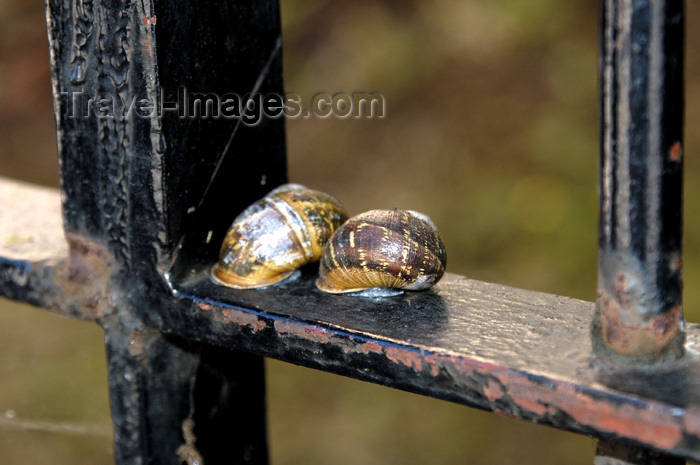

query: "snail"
left=315, top=209, right=447, bottom=295
left=211, top=183, right=348, bottom=289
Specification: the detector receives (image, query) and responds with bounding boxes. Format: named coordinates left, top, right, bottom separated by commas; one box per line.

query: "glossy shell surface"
left=316, top=209, right=447, bottom=294
left=212, top=184, right=348, bottom=289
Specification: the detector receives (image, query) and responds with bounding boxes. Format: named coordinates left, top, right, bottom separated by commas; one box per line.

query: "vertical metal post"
left=594, top=0, right=685, bottom=362
left=595, top=0, right=685, bottom=463
left=44, top=0, right=286, bottom=462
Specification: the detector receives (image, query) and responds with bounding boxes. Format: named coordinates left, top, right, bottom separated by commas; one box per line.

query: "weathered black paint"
left=0, top=0, right=693, bottom=464
left=595, top=0, right=685, bottom=361
left=5, top=210, right=700, bottom=462
left=596, top=440, right=684, bottom=465
left=42, top=0, right=286, bottom=462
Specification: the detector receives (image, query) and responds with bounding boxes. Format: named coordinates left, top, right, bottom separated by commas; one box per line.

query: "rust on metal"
left=482, top=378, right=506, bottom=403
left=141, top=15, right=156, bottom=27
left=599, top=295, right=682, bottom=358
left=441, top=350, right=688, bottom=452
left=176, top=417, right=204, bottom=465
left=222, top=308, right=268, bottom=333
left=596, top=0, right=685, bottom=387
left=181, top=288, right=694, bottom=455
left=126, top=330, right=148, bottom=357
left=595, top=251, right=684, bottom=361
left=169, top=273, right=700, bottom=460
left=202, top=302, right=269, bottom=333
left=274, top=320, right=333, bottom=344
left=669, top=141, right=682, bottom=163
left=384, top=346, right=424, bottom=371
left=52, top=232, right=112, bottom=321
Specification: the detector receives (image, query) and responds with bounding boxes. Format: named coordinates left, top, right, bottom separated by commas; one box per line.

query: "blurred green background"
left=2, top=0, right=700, bottom=463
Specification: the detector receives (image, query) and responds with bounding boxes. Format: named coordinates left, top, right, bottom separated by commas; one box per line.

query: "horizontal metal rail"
left=3, top=177, right=700, bottom=462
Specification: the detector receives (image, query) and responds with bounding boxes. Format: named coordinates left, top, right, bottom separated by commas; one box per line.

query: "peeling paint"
left=596, top=251, right=684, bottom=359
left=141, top=15, right=157, bottom=27
left=140, top=16, right=157, bottom=59
left=384, top=346, right=423, bottom=371
left=425, top=357, right=440, bottom=376
left=197, top=302, right=212, bottom=311
left=558, top=384, right=682, bottom=450
left=166, top=275, right=700, bottom=459
left=340, top=339, right=383, bottom=356
left=274, top=320, right=332, bottom=344
left=359, top=341, right=383, bottom=355
left=501, top=374, right=550, bottom=415
left=421, top=351, right=688, bottom=451
left=492, top=366, right=682, bottom=450
left=184, top=295, right=695, bottom=455
left=600, top=292, right=682, bottom=357
left=483, top=378, right=505, bottom=402
left=220, top=309, right=267, bottom=333
left=669, top=141, right=683, bottom=162
left=53, top=232, right=111, bottom=320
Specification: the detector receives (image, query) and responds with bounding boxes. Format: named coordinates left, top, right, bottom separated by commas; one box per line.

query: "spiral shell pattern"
left=316, top=209, right=446, bottom=294
left=212, top=184, right=348, bottom=289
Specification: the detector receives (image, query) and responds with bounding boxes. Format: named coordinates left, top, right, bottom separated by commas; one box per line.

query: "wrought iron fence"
left=0, top=1, right=696, bottom=464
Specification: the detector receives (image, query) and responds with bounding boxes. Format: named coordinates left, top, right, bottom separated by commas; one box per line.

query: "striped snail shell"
left=315, top=209, right=447, bottom=295
left=211, top=183, right=348, bottom=289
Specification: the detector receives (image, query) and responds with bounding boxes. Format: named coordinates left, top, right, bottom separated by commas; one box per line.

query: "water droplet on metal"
left=69, top=56, right=87, bottom=85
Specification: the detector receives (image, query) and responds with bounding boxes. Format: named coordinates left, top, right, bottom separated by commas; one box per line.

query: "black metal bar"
left=5, top=173, right=700, bottom=463
left=6, top=180, right=700, bottom=462
left=103, top=324, right=268, bottom=464
left=596, top=441, right=684, bottom=465
left=43, top=0, right=287, bottom=462
left=595, top=0, right=685, bottom=462
left=594, top=0, right=685, bottom=361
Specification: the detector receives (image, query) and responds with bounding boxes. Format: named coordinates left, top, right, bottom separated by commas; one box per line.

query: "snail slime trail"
left=211, top=184, right=348, bottom=289
left=316, top=209, right=447, bottom=295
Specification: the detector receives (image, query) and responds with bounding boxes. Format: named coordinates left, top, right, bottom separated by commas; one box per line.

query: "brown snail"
left=315, top=209, right=447, bottom=295
left=211, top=183, right=348, bottom=289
